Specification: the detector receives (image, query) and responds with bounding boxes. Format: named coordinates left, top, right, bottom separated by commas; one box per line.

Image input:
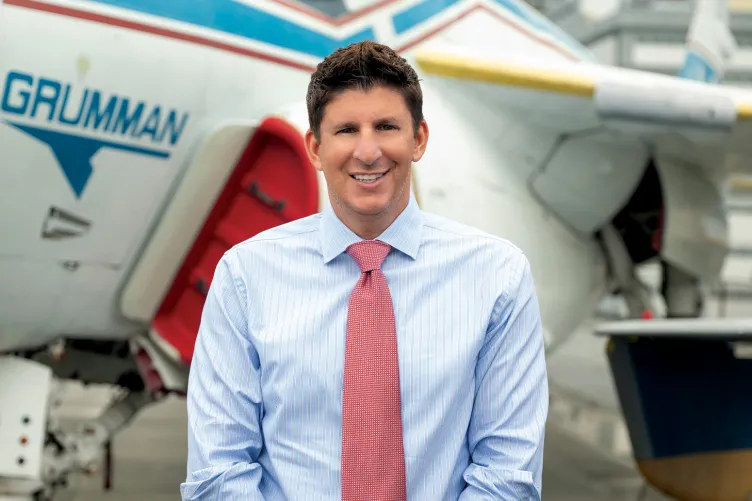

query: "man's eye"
left=337, top=128, right=355, bottom=134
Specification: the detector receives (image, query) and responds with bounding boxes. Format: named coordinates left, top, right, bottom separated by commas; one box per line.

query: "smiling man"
left=305, top=77, right=424, bottom=240
left=181, top=41, right=549, bottom=501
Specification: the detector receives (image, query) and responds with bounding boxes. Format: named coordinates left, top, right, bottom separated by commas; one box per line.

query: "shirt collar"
left=320, top=190, right=423, bottom=264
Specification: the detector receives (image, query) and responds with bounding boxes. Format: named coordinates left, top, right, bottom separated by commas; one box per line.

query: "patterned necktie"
left=342, top=240, right=407, bottom=501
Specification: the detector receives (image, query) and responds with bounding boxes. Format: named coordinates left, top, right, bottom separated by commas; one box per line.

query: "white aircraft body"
left=1, top=0, right=751, bottom=499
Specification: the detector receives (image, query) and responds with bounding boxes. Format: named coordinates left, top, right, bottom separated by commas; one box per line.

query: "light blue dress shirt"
left=180, top=192, right=549, bottom=500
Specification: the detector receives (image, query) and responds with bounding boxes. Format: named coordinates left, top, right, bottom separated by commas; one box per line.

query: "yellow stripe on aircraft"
left=415, top=51, right=595, bottom=97
left=736, top=102, right=752, bottom=120
left=730, top=0, right=752, bottom=12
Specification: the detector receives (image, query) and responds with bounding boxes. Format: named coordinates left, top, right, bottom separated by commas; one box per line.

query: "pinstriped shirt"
left=180, top=192, right=549, bottom=501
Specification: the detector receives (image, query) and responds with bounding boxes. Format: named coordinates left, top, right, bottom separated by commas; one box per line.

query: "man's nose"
left=353, top=134, right=382, bottom=166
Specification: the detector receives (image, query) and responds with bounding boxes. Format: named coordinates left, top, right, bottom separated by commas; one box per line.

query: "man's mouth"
left=350, top=169, right=389, bottom=183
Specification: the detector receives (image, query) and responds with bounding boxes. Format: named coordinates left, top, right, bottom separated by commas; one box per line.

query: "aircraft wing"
left=595, top=318, right=752, bottom=340
left=414, top=46, right=752, bottom=176
left=414, top=46, right=752, bottom=281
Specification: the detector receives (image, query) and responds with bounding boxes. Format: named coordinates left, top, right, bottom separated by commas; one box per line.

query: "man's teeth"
left=353, top=173, right=384, bottom=182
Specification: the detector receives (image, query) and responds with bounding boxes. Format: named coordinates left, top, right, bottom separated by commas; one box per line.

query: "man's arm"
left=180, top=250, right=266, bottom=500
left=459, top=251, right=549, bottom=501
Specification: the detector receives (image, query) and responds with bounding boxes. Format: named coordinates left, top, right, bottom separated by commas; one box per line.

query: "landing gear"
left=661, top=260, right=704, bottom=318
left=0, top=357, right=52, bottom=501
left=600, top=225, right=704, bottom=321
left=40, top=389, right=159, bottom=501
left=0, top=334, right=187, bottom=501
left=600, top=223, right=657, bottom=318
left=0, top=360, right=159, bottom=501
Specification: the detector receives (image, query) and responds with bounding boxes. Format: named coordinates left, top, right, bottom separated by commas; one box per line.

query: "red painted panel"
left=152, top=117, right=319, bottom=365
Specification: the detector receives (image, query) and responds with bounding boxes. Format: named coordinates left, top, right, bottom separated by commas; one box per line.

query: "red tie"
left=341, top=240, right=407, bottom=501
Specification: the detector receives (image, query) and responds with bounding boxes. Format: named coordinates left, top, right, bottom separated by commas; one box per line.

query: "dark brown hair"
left=306, top=40, right=423, bottom=141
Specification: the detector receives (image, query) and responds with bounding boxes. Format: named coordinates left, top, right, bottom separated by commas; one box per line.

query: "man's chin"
left=350, top=202, right=390, bottom=217
left=342, top=192, right=390, bottom=214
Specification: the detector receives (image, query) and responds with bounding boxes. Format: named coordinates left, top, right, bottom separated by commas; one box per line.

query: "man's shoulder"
left=421, top=211, right=525, bottom=259
left=229, top=213, right=321, bottom=257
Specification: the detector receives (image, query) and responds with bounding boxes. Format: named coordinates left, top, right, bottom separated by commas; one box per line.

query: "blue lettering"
left=1, top=71, right=33, bottom=115
left=1, top=70, right=189, bottom=149
left=111, top=98, right=144, bottom=136
left=31, top=78, right=61, bottom=122
left=138, top=106, right=161, bottom=141
left=58, top=86, right=88, bottom=126
left=157, top=110, right=189, bottom=146
left=84, top=91, right=117, bottom=131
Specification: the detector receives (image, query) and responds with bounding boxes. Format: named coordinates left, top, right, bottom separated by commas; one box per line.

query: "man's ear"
left=412, top=120, right=429, bottom=163
left=304, top=129, right=323, bottom=172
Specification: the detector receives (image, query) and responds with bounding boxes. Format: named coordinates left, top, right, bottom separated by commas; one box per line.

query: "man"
left=180, top=41, right=548, bottom=500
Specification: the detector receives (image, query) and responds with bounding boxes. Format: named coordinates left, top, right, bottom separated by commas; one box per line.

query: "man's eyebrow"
left=330, top=121, right=357, bottom=130
left=329, top=116, right=403, bottom=130
left=375, top=116, right=401, bottom=124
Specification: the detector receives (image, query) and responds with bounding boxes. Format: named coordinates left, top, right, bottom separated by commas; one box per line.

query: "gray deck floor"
left=57, top=386, right=670, bottom=501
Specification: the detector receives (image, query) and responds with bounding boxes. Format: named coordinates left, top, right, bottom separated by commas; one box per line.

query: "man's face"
left=305, top=85, right=428, bottom=228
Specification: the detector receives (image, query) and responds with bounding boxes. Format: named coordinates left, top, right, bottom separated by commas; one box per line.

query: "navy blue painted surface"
left=608, top=337, right=752, bottom=459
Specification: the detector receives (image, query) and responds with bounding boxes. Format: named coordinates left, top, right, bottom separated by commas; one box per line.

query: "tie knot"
left=346, top=240, right=391, bottom=272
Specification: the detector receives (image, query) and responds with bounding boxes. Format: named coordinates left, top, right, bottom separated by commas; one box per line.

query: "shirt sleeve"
left=180, top=250, right=266, bottom=500
left=459, top=250, right=549, bottom=501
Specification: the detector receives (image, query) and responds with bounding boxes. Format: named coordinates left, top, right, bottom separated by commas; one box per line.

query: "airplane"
left=0, top=0, right=751, bottom=499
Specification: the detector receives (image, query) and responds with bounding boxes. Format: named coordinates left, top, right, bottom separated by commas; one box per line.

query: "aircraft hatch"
left=120, top=116, right=320, bottom=365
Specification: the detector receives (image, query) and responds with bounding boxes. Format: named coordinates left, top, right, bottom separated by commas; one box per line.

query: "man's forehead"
left=323, top=87, right=410, bottom=122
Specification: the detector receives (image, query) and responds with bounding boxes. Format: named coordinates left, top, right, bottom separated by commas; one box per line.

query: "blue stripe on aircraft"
left=391, top=0, right=591, bottom=60
left=89, top=0, right=592, bottom=61
left=392, top=0, right=461, bottom=34
left=491, top=0, right=591, bottom=59
left=87, top=0, right=376, bottom=59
